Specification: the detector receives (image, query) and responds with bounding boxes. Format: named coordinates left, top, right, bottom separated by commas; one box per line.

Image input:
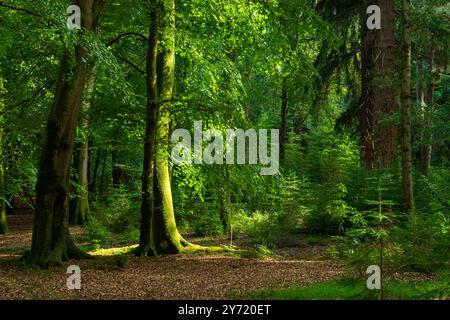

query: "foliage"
left=249, top=277, right=450, bottom=300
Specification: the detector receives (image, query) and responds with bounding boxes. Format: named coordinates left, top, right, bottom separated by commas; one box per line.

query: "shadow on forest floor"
left=0, top=213, right=444, bottom=300
left=0, top=213, right=345, bottom=299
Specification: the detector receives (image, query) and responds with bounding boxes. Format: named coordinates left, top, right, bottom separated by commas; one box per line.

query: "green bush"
left=192, top=211, right=224, bottom=237
left=88, top=187, right=140, bottom=246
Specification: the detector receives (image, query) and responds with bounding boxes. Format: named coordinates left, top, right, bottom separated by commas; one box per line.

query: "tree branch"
left=0, top=1, right=41, bottom=18
left=117, top=54, right=145, bottom=74
left=107, top=32, right=148, bottom=47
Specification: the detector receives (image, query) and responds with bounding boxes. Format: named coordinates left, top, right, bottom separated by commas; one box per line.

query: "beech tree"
left=69, top=67, right=96, bottom=226
left=29, top=0, right=106, bottom=267
left=138, top=0, right=188, bottom=255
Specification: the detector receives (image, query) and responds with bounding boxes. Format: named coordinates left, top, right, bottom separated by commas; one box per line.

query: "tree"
left=400, top=0, right=414, bottom=212
left=139, top=0, right=187, bottom=255
left=359, top=0, right=398, bottom=169
left=418, top=40, right=436, bottom=176
left=69, top=67, right=96, bottom=226
left=29, top=0, right=106, bottom=267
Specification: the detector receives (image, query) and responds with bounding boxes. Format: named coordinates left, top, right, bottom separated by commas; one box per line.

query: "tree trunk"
left=99, top=149, right=108, bottom=197
left=359, top=1, right=376, bottom=169
left=139, top=0, right=186, bottom=255
left=74, top=68, right=96, bottom=224
left=280, top=77, right=288, bottom=164
left=112, top=149, right=126, bottom=187
left=89, top=145, right=102, bottom=194
left=400, top=0, right=414, bottom=212
left=359, top=0, right=398, bottom=168
left=152, top=0, right=186, bottom=254
left=69, top=143, right=80, bottom=226
left=373, top=0, right=398, bottom=167
left=419, top=40, right=435, bottom=176
left=29, top=0, right=105, bottom=267
left=138, top=0, right=159, bottom=256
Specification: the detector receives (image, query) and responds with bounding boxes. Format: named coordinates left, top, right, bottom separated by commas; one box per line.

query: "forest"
left=0, top=0, right=449, bottom=301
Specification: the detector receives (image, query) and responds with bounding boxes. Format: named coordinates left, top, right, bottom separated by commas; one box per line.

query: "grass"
left=249, top=277, right=450, bottom=300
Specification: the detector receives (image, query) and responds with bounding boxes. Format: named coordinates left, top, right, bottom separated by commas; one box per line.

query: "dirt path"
left=0, top=215, right=344, bottom=300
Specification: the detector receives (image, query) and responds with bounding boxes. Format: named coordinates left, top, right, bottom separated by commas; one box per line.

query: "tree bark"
left=152, top=0, right=186, bottom=254
left=89, top=145, right=102, bottom=194
left=373, top=0, right=398, bottom=167
left=400, top=0, right=414, bottom=212
left=419, top=40, right=435, bottom=176
left=74, top=68, right=97, bottom=224
left=139, top=0, right=186, bottom=255
left=138, top=0, right=159, bottom=256
left=99, top=148, right=108, bottom=197
left=359, top=1, right=376, bottom=169
left=29, top=0, right=105, bottom=267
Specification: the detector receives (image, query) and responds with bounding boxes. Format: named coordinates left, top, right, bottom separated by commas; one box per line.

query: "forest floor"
left=0, top=214, right=346, bottom=300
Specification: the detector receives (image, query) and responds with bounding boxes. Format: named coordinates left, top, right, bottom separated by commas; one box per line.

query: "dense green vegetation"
left=0, top=0, right=448, bottom=300
left=250, top=275, right=450, bottom=300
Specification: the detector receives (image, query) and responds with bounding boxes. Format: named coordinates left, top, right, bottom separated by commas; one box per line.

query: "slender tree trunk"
left=74, top=68, right=96, bottom=224
left=280, top=77, right=288, bottom=164
left=112, top=149, right=126, bottom=187
left=69, top=144, right=80, bottom=226
left=400, top=0, right=414, bottom=212
left=89, top=146, right=102, bottom=194
left=29, top=0, right=105, bottom=267
left=99, top=149, right=108, bottom=197
left=419, top=40, right=435, bottom=176
left=138, top=0, right=159, bottom=256
left=359, top=1, right=376, bottom=169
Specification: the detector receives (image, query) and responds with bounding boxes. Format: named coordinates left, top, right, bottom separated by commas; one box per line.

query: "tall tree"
left=29, top=0, right=106, bottom=267
left=359, top=0, right=398, bottom=169
left=139, top=0, right=187, bottom=255
left=138, top=0, right=159, bottom=256
left=374, top=0, right=398, bottom=167
left=70, top=69, right=96, bottom=226
left=400, top=0, right=414, bottom=212
left=418, top=40, right=436, bottom=176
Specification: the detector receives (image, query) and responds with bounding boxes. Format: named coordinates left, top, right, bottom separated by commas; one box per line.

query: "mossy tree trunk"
left=138, top=0, right=159, bottom=256
left=74, top=68, right=96, bottom=224
left=400, top=0, right=414, bottom=212
left=139, top=0, right=186, bottom=256
left=29, top=0, right=105, bottom=267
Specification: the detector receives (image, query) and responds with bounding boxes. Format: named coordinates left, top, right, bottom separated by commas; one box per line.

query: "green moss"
left=183, top=244, right=238, bottom=255
left=89, top=245, right=138, bottom=256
